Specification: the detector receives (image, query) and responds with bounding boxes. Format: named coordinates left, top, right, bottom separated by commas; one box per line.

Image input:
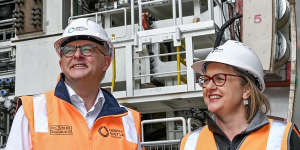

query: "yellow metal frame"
left=176, top=42, right=187, bottom=85
left=112, top=49, right=116, bottom=91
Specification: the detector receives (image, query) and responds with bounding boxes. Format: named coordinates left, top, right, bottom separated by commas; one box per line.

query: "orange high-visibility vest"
left=21, top=90, right=141, bottom=150
left=180, top=119, right=292, bottom=150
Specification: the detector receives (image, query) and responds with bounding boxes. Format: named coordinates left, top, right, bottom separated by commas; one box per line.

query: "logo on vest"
left=50, top=125, right=73, bottom=135
left=98, top=126, right=124, bottom=138
left=99, top=126, right=109, bottom=137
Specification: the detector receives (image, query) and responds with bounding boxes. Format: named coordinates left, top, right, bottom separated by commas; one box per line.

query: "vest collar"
left=54, top=73, right=127, bottom=118
left=207, top=110, right=269, bottom=136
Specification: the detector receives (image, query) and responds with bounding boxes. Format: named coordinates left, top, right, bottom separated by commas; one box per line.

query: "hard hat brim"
left=54, top=34, right=114, bottom=57
left=192, top=59, right=265, bottom=91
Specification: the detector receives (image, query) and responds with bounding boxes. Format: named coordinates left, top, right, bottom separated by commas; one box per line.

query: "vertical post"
left=96, top=13, right=98, bottom=24
left=177, top=46, right=181, bottom=85
left=131, top=0, right=135, bottom=35
left=104, top=13, right=110, bottom=28
left=208, top=0, right=214, bottom=21
left=166, top=112, right=175, bottom=140
left=185, top=36, right=195, bottom=91
left=126, top=45, right=134, bottom=97
left=178, top=0, right=183, bottom=25
left=124, top=8, right=127, bottom=27
left=172, top=0, right=177, bottom=25
left=138, top=0, right=143, bottom=31
left=112, top=49, right=116, bottom=91
left=193, top=0, right=201, bottom=18
left=70, top=0, right=73, bottom=17
left=288, top=0, right=296, bottom=122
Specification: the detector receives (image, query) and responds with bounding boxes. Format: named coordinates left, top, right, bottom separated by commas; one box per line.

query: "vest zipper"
left=236, top=136, right=247, bottom=150
left=88, top=131, right=93, bottom=150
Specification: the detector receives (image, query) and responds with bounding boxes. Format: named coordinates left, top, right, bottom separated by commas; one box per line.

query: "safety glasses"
left=198, top=73, right=243, bottom=88
left=60, top=44, right=105, bottom=57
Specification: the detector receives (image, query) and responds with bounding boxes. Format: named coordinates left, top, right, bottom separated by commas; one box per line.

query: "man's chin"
left=67, top=73, right=89, bottom=81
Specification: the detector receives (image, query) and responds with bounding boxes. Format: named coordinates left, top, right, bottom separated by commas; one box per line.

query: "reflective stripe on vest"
left=122, top=108, right=138, bottom=144
left=181, top=119, right=290, bottom=150
left=33, top=94, right=48, bottom=132
left=183, top=128, right=201, bottom=150
left=266, top=120, right=287, bottom=150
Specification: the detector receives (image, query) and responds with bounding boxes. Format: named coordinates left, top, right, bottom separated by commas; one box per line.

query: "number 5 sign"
left=254, top=14, right=262, bottom=24
left=243, top=0, right=276, bottom=71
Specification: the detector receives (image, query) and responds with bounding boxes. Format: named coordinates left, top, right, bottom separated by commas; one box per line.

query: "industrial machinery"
left=0, top=0, right=298, bottom=149
left=0, top=0, right=16, bottom=148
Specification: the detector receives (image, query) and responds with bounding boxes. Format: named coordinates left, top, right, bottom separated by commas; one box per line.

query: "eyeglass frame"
left=198, top=73, right=244, bottom=88
left=60, top=44, right=107, bottom=57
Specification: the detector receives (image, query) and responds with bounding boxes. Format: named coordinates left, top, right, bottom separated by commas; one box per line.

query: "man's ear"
left=242, top=84, right=251, bottom=100
left=103, top=56, right=111, bottom=71
left=59, top=59, right=62, bottom=69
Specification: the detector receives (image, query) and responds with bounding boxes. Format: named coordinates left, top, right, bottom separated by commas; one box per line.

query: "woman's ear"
left=242, top=84, right=251, bottom=99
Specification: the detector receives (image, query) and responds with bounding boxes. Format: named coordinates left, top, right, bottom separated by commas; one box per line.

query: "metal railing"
left=138, top=0, right=183, bottom=31
left=0, top=133, right=8, bottom=149
left=133, top=50, right=187, bottom=79
left=141, top=117, right=187, bottom=150
left=142, top=139, right=181, bottom=150
left=0, top=46, right=16, bottom=76
left=176, top=41, right=187, bottom=85
left=138, top=0, right=215, bottom=31
left=69, top=7, right=127, bottom=29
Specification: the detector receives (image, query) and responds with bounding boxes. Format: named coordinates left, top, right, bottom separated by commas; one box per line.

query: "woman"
left=180, top=40, right=300, bottom=150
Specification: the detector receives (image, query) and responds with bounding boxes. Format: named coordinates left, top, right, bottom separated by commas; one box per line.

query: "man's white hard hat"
left=192, top=40, right=265, bottom=92
left=54, top=18, right=113, bottom=57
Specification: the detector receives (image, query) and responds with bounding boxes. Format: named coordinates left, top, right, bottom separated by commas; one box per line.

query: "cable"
left=221, top=2, right=227, bottom=22
left=235, top=20, right=241, bottom=41
left=214, top=13, right=242, bottom=48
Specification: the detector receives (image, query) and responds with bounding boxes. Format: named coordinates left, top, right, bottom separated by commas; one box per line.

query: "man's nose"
left=73, top=48, right=83, bottom=58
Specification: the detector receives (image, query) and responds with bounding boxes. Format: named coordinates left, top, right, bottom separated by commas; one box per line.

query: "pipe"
left=177, top=46, right=181, bottom=85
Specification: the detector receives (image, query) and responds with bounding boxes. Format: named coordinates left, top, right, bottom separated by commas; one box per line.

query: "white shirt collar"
left=64, top=82, right=105, bottom=111
left=64, top=82, right=105, bottom=129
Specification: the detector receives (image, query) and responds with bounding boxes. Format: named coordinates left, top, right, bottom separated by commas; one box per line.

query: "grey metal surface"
left=293, top=0, right=300, bottom=127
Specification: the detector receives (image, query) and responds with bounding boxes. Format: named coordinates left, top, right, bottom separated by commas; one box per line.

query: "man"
left=6, top=18, right=141, bottom=150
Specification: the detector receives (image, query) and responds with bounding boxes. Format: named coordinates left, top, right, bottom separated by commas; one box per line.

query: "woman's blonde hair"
left=203, top=62, right=270, bottom=122
left=234, top=68, right=270, bottom=122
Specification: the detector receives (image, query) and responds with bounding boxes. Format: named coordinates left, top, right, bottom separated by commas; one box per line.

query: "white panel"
left=33, top=94, right=49, bottom=132
left=44, top=0, right=63, bottom=34
left=264, top=87, right=289, bottom=118
left=12, top=0, right=63, bottom=96
left=243, top=0, right=275, bottom=70
left=15, top=36, right=61, bottom=96
left=102, top=47, right=127, bottom=83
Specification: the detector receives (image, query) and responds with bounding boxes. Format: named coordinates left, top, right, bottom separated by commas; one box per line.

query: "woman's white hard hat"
left=192, top=40, right=265, bottom=91
left=54, top=18, right=113, bottom=57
